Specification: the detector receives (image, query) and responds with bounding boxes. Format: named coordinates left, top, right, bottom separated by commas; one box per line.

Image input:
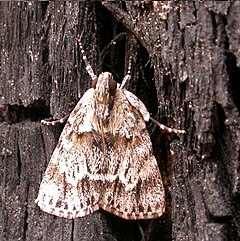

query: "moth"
left=36, top=39, right=184, bottom=220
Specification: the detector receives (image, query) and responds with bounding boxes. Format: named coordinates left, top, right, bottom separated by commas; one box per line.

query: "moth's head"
left=92, top=72, right=117, bottom=103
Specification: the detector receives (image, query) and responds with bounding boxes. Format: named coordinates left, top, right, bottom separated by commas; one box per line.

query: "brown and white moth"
left=36, top=39, right=184, bottom=220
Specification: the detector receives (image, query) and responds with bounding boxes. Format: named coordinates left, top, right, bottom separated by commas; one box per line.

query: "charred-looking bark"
left=0, top=1, right=239, bottom=241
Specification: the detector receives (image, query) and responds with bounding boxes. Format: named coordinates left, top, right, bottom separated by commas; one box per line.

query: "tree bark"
left=0, top=1, right=239, bottom=241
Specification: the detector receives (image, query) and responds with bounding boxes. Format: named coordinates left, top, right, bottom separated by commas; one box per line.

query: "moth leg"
left=150, top=116, right=185, bottom=134
left=41, top=115, right=69, bottom=126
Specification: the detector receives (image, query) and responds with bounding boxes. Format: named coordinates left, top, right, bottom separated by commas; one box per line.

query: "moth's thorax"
left=94, top=100, right=112, bottom=122
left=93, top=71, right=117, bottom=123
left=95, top=72, right=113, bottom=104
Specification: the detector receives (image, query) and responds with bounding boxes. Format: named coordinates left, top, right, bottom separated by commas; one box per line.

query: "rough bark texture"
left=0, top=1, right=239, bottom=241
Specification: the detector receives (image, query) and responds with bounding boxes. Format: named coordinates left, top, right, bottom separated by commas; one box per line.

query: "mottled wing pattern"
left=123, top=89, right=150, bottom=122
left=36, top=88, right=103, bottom=218
left=100, top=89, right=165, bottom=219
left=36, top=86, right=165, bottom=220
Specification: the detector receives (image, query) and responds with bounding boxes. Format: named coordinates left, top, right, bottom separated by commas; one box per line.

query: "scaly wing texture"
left=101, top=90, right=165, bottom=219
left=123, top=89, right=150, bottom=122
left=36, top=88, right=103, bottom=218
left=36, top=87, right=165, bottom=220
left=101, top=134, right=166, bottom=220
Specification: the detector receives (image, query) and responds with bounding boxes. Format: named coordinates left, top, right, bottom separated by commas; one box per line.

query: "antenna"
left=77, top=35, right=97, bottom=81
left=120, top=56, right=132, bottom=89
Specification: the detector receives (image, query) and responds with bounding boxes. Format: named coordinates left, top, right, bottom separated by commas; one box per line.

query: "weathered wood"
left=0, top=1, right=239, bottom=241
left=0, top=2, right=50, bottom=107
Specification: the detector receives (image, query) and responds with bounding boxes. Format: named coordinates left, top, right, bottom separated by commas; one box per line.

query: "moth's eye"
left=92, top=78, right=97, bottom=89
left=109, top=78, right=117, bottom=96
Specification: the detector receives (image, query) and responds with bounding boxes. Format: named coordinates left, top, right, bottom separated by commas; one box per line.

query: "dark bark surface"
left=0, top=1, right=239, bottom=241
